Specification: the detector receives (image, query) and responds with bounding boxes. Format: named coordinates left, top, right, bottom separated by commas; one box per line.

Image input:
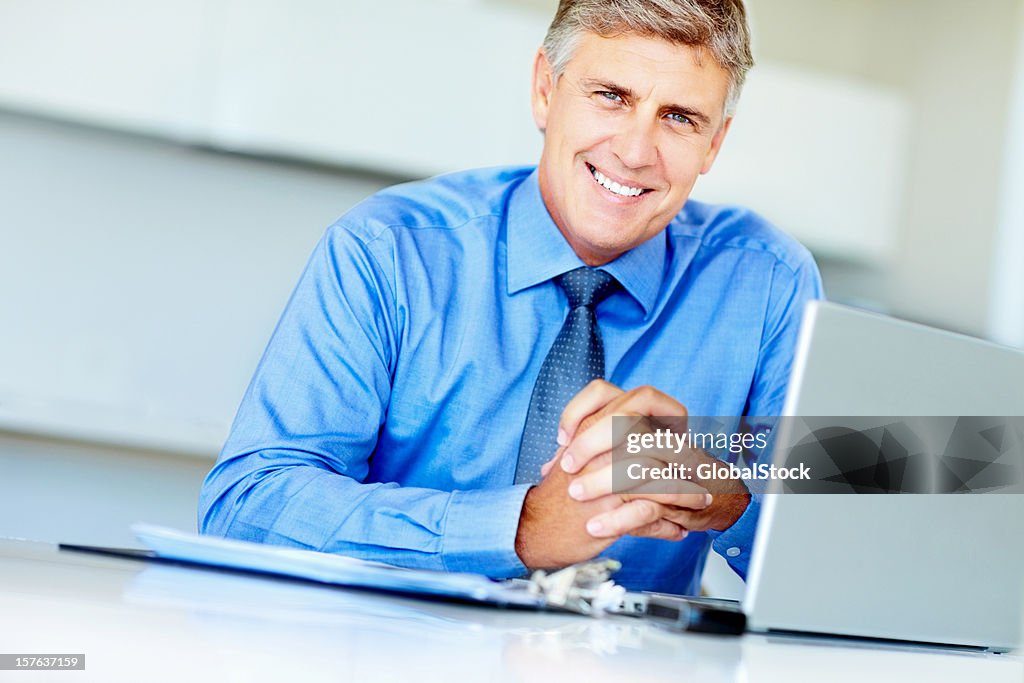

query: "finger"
left=585, top=499, right=667, bottom=539
left=562, top=387, right=688, bottom=473
left=539, top=446, right=566, bottom=478
left=655, top=508, right=716, bottom=534
left=557, top=380, right=623, bottom=446
left=540, top=459, right=555, bottom=478
left=568, top=452, right=662, bottom=501
left=621, top=490, right=713, bottom=510
left=597, top=385, right=688, bottom=421
left=617, top=473, right=710, bottom=501
left=629, top=518, right=689, bottom=541
left=561, top=412, right=645, bottom=474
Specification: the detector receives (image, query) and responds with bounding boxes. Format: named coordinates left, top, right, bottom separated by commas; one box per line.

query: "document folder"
left=120, top=524, right=547, bottom=609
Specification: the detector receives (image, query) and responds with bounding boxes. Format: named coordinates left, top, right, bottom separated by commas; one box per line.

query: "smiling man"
left=199, top=0, right=823, bottom=594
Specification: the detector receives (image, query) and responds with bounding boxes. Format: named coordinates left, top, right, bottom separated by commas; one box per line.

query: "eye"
left=666, top=112, right=693, bottom=126
left=597, top=91, right=623, bottom=103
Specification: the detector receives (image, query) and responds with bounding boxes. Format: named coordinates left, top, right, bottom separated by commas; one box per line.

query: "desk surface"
left=0, top=539, right=1019, bottom=683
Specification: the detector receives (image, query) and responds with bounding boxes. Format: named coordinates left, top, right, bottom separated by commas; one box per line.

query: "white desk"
left=0, top=539, right=1019, bottom=683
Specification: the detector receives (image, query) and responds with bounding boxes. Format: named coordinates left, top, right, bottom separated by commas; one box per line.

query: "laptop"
left=638, top=300, right=1024, bottom=652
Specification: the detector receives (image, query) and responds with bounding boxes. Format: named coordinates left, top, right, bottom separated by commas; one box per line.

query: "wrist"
left=514, top=486, right=549, bottom=570
left=694, top=453, right=751, bottom=530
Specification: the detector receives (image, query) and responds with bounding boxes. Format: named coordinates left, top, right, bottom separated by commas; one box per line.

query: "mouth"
left=586, top=163, right=653, bottom=198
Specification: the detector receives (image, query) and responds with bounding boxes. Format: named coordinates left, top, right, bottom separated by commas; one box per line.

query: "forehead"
left=564, top=32, right=730, bottom=114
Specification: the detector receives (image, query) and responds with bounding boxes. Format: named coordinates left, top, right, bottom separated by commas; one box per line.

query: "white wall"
left=988, top=6, right=1024, bottom=347
left=0, top=112, right=388, bottom=455
left=752, top=0, right=1023, bottom=336
left=875, top=0, right=1019, bottom=335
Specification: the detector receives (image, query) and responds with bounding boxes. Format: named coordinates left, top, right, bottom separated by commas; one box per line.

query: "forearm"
left=199, top=450, right=531, bottom=577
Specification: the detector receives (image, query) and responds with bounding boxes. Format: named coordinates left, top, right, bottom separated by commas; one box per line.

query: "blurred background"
left=1, top=0, right=1022, bottom=596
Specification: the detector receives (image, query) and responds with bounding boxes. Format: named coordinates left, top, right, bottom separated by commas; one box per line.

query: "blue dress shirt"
left=199, top=166, right=823, bottom=594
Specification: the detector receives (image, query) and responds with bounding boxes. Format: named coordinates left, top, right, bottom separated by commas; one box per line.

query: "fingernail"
left=704, top=494, right=714, bottom=507
left=561, top=453, right=575, bottom=471
left=586, top=520, right=604, bottom=535
left=557, top=428, right=569, bottom=446
left=568, top=482, right=584, bottom=500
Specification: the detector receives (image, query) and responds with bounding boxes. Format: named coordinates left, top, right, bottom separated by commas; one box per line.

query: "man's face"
left=532, top=32, right=733, bottom=265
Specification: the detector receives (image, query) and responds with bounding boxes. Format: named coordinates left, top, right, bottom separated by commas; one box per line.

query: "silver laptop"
left=742, top=300, right=1024, bottom=651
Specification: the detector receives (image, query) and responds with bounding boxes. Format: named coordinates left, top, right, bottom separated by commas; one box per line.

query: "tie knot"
left=556, top=267, right=619, bottom=310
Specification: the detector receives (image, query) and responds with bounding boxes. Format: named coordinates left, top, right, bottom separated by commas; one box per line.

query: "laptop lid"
left=744, top=301, right=1024, bottom=651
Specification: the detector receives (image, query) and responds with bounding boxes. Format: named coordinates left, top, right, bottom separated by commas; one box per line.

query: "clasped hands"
left=514, top=380, right=751, bottom=570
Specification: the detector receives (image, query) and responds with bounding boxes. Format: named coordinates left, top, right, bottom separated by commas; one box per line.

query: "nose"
left=610, top=113, right=659, bottom=170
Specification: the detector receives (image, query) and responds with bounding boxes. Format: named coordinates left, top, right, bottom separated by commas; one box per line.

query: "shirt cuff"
left=706, top=491, right=761, bottom=580
left=441, top=484, right=532, bottom=578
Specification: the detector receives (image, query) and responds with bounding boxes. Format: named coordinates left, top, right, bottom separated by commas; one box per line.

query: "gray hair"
left=542, top=0, right=754, bottom=116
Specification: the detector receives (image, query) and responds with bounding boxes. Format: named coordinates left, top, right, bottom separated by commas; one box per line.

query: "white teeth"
left=590, top=166, right=644, bottom=197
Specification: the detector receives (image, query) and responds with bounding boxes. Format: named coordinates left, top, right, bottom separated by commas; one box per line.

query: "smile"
left=587, top=164, right=650, bottom=198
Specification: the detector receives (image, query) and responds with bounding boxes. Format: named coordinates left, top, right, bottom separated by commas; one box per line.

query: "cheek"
left=564, top=109, right=615, bottom=151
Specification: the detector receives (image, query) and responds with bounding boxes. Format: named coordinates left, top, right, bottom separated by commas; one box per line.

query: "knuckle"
left=632, top=522, right=656, bottom=537
left=577, top=416, right=597, bottom=434
left=634, top=499, right=661, bottom=521
left=649, top=520, right=673, bottom=538
left=635, top=385, right=657, bottom=400
left=663, top=506, right=687, bottom=522
left=655, top=524, right=679, bottom=540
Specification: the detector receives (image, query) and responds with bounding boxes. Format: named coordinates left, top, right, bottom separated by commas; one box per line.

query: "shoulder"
left=671, top=199, right=815, bottom=275
left=331, top=165, right=535, bottom=245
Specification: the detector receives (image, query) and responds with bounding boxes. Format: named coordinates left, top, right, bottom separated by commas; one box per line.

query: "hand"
left=544, top=381, right=751, bottom=535
left=514, top=445, right=697, bottom=570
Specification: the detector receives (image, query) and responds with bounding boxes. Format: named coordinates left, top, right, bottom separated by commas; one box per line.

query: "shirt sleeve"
left=706, top=250, right=824, bottom=578
left=198, top=223, right=529, bottom=578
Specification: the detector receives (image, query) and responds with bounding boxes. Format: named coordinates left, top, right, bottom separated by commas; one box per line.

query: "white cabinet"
left=210, top=0, right=545, bottom=175
left=0, top=0, right=215, bottom=138
left=692, top=64, right=910, bottom=264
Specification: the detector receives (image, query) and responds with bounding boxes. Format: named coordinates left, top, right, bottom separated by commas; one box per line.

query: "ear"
left=700, top=116, right=733, bottom=175
left=531, top=48, right=555, bottom=133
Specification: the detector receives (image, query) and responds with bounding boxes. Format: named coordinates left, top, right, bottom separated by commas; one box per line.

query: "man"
left=199, top=0, right=822, bottom=594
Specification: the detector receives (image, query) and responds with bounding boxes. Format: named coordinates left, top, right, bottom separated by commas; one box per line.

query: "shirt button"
left=726, top=547, right=741, bottom=558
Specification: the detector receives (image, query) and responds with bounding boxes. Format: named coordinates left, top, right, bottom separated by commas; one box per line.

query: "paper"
left=131, top=524, right=545, bottom=608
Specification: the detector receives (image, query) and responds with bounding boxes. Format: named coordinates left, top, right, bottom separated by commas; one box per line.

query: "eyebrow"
left=579, top=78, right=713, bottom=129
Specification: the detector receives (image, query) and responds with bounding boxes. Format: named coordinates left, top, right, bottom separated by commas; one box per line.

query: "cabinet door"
left=209, top=0, right=544, bottom=176
left=0, top=0, right=215, bottom=137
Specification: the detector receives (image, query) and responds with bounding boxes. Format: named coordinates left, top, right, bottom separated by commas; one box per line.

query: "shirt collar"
left=506, top=169, right=666, bottom=317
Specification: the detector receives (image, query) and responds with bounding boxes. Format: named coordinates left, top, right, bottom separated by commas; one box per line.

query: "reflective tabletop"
left=0, top=539, right=1019, bottom=682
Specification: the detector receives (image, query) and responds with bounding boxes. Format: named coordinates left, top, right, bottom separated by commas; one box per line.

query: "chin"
left=585, top=224, right=643, bottom=249
left=575, top=235, right=634, bottom=263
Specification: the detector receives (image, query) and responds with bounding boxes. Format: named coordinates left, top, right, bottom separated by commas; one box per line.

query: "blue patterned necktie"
left=514, top=267, right=621, bottom=484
